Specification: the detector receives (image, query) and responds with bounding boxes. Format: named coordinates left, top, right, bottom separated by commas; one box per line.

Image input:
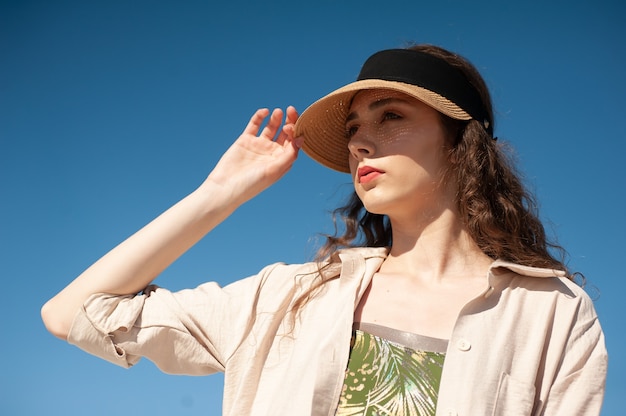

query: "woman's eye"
left=382, top=111, right=401, bottom=121
left=345, top=125, right=359, bottom=138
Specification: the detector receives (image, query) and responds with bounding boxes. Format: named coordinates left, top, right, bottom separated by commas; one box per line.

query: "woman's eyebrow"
left=345, top=97, right=410, bottom=123
left=369, top=97, right=410, bottom=110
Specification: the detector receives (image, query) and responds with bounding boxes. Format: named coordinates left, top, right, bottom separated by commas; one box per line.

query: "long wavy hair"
left=291, top=44, right=572, bottom=318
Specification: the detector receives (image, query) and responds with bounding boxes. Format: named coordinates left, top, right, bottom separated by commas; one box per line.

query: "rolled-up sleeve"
left=67, top=265, right=285, bottom=375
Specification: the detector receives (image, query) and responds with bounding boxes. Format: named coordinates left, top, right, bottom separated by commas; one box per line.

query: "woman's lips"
left=358, top=166, right=384, bottom=184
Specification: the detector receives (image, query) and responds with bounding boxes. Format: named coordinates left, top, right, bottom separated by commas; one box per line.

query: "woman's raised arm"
left=41, top=107, right=302, bottom=340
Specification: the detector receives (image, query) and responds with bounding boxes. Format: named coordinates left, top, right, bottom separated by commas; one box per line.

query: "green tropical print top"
left=336, top=322, right=447, bottom=416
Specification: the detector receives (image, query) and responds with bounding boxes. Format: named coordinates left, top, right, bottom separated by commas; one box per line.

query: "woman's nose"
left=348, top=136, right=376, bottom=160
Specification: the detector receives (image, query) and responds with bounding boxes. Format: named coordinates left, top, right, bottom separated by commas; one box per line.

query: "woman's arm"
left=540, top=300, right=607, bottom=415
left=41, top=106, right=302, bottom=340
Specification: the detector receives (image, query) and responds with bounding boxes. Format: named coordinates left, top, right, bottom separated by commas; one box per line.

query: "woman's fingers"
left=242, top=107, right=300, bottom=147
left=275, top=106, right=300, bottom=146
left=286, top=105, right=299, bottom=124
left=242, top=108, right=270, bottom=136
left=260, top=108, right=284, bottom=140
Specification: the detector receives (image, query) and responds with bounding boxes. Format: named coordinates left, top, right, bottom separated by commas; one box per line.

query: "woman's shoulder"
left=323, top=246, right=389, bottom=266
left=489, top=260, right=598, bottom=311
left=259, top=246, right=389, bottom=275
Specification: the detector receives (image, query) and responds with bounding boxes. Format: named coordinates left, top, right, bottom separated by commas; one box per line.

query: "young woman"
left=41, top=44, right=607, bottom=415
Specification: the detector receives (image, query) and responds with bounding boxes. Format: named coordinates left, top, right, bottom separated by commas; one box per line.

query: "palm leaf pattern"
left=336, top=330, right=445, bottom=416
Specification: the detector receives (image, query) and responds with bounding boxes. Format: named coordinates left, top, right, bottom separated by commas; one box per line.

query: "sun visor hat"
left=294, top=48, right=493, bottom=173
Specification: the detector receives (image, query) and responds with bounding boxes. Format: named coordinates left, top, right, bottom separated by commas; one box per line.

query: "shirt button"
left=456, top=338, right=471, bottom=351
left=444, top=409, right=458, bottom=416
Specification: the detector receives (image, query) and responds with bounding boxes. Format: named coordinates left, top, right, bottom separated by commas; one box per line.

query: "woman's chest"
left=354, top=273, right=487, bottom=339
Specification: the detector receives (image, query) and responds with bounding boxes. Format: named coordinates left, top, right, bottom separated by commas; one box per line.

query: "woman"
left=41, top=44, right=607, bottom=415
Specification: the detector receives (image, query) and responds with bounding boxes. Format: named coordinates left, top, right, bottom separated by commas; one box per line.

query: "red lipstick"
left=358, top=166, right=384, bottom=184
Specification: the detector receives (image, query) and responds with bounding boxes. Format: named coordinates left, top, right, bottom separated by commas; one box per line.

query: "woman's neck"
left=383, top=208, right=493, bottom=283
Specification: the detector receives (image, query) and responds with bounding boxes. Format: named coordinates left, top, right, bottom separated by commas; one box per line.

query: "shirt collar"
left=489, top=259, right=567, bottom=279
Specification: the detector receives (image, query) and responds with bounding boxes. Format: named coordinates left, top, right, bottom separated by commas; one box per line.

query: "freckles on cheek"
left=374, top=125, right=416, bottom=147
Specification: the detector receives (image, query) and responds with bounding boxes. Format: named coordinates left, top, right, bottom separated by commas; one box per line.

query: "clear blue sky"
left=1, top=0, right=624, bottom=414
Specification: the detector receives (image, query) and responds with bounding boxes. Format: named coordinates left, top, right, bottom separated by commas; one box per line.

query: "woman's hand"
left=205, top=106, right=302, bottom=205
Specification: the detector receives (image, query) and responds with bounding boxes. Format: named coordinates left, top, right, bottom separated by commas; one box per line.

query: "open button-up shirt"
left=68, top=247, right=607, bottom=415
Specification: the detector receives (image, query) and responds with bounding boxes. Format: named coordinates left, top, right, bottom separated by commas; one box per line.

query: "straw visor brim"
left=294, top=79, right=472, bottom=173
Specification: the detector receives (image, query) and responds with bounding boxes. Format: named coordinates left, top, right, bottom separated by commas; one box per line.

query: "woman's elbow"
left=41, top=298, right=71, bottom=340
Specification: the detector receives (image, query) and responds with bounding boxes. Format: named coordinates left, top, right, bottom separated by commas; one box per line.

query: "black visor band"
left=357, top=49, right=493, bottom=136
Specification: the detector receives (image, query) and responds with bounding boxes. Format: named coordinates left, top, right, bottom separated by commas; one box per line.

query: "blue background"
left=1, top=0, right=624, bottom=414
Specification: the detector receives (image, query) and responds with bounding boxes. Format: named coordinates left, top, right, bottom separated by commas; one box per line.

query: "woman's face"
left=346, top=89, right=453, bottom=219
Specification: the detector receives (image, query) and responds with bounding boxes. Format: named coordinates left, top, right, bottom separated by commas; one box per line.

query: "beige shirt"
left=68, top=247, right=607, bottom=415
